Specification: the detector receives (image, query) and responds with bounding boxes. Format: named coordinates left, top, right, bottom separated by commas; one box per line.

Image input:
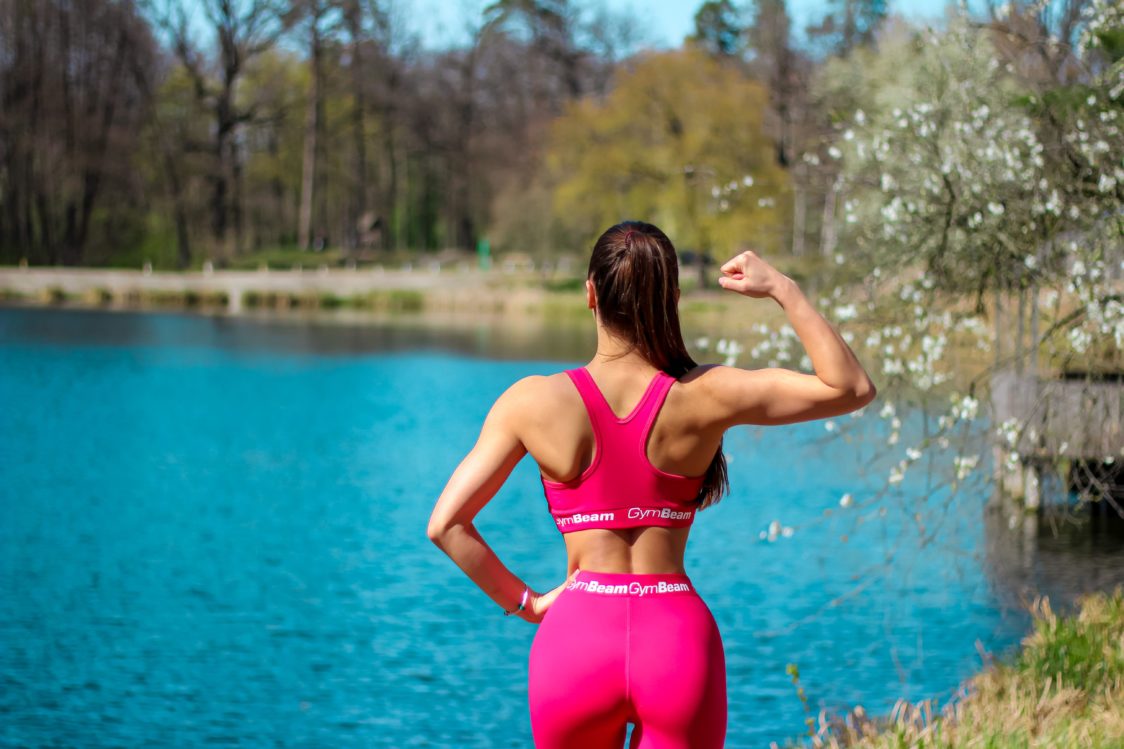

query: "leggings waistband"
left=565, top=569, right=697, bottom=597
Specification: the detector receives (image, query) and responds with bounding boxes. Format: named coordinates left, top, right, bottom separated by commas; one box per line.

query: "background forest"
left=5, top=0, right=1109, bottom=272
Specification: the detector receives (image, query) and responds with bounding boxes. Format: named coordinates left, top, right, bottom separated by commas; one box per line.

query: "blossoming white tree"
left=730, top=1, right=1122, bottom=543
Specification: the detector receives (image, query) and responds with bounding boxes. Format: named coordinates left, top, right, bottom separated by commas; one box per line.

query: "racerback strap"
left=566, top=367, right=672, bottom=434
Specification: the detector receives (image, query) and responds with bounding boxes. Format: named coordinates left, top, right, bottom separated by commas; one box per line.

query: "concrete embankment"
left=0, top=265, right=558, bottom=315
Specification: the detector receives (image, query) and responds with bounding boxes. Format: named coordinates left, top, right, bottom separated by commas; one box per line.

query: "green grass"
left=241, top=289, right=425, bottom=312
left=541, top=276, right=586, bottom=293
left=220, top=247, right=346, bottom=271
left=788, top=590, right=1124, bottom=748
left=1017, top=594, right=1124, bottom=696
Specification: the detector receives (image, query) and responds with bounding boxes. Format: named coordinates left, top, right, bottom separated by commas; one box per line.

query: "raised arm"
left=703, top=250, right=876, bottom=427
left=426, top=376, right=569, bottom=622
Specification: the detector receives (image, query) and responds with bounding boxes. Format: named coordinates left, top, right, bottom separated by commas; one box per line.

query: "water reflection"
left=984, top=502, right=1124, bottom=616
left=0, top=305, right=599, bottom=362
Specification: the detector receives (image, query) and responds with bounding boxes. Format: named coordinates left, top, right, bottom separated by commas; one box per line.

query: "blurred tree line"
left=0, top=0, right=1108, bottom=271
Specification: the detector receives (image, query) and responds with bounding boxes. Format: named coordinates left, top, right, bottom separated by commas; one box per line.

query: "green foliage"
left=101, top=215, right=183, bottom=270
left=545, top=47, right=790, bottom=258
left=690, top=0, right=745, bottom=57
left=1082, top=0, right=1124, bottom=63
left=541, top=277, right=586, bottom=293
left=238, top=287, right=426, bottom=313
left=1017, top=594, right=1124, bottom=694
left=223, top=247, right=347, bottom=271
left=786, top=662, right=817, bottom=737
left=239, top=49, right=309, bottom=251
left=385, top=289, right=424, bottom=312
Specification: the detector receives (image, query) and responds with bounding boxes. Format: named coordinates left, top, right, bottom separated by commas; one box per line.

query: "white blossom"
left=954, top=455, right=979, bottom=480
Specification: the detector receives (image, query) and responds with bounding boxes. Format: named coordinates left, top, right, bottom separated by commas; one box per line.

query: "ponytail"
left=588, top=221, right=730, bottom=509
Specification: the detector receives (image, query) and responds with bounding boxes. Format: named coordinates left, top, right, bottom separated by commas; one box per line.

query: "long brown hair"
left=587, top=220, right=730, bottom=510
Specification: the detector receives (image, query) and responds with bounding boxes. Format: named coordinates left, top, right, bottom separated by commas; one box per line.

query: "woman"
left=427, top=221, right=875, bottom=748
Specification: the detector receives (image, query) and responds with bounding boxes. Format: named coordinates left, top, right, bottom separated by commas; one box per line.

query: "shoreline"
left=0, top=264, right=783, bottom=339
left=0, top=264, right=532, bottom=314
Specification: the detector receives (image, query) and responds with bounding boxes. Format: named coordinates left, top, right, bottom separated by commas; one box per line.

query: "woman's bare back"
left=519, top=364, right=726, bottom=575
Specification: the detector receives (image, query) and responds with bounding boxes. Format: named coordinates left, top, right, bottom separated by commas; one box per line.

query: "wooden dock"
left=991, top=368, right=1124, bottom=509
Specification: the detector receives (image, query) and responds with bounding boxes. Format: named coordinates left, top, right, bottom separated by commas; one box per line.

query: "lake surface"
left=2, top=306, right=1122, bottom=748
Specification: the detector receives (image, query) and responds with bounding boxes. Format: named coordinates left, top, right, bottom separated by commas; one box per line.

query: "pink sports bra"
left=540, top=366, right=706, bottom=534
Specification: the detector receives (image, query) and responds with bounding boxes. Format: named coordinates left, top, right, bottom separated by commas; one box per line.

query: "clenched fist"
left=717, top=250, right=788, bottom=299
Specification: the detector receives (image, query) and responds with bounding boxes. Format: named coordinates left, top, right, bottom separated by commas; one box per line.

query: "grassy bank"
left=789, top=590, right=1124, bottom=748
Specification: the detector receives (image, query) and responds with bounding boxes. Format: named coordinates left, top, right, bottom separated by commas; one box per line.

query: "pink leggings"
left=528, top=570, right=727, bottom=748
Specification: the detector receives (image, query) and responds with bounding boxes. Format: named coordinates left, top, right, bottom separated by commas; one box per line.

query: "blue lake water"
left=0, top=305, right=1104, bottom=747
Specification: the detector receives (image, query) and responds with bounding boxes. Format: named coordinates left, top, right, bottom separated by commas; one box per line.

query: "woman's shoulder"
left=677, top=362, right=767, bottom=389
left=489, top=372, right=580, bottom=436
left=498, top=371, right=577, bottom=409
left=668, top=363, right=754, bottom=429
left=674, top=363, right=734, bottom=399
left=677, top=362, right=723, bottom=382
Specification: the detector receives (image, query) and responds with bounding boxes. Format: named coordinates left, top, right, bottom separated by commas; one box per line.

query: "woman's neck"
left=590, top=324, right=652, bottom=371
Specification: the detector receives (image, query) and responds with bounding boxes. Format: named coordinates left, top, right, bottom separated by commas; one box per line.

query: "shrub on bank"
left=239, top=289, right=425, bottom=312
left=788, top=590, right=1124, bottom=748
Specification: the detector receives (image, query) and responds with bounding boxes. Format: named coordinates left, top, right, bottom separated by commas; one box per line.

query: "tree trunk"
left=394, top=134, right=408, bottom=252
left=1016, top=285, right=1026, bottom=374
left=35, top=189, right=53, bottom=262
left=162, top=148, right=192, bottom=268
left=210, top=92, right=232, bottom=253
left=994, top=288, right=1004, bottom=368
left=456, top=50, right=476, bottom=251
left=819, top=179, right=838, bottom=257
left=1029, top=282, right=1039, bottom=376
left=345, top=2, right=368, bottom=253
left=267, top=128, right=286, bottom=248
left=792, top=182, right=806, bottom=257
left=298, top=20, right=322, bottom=251
left=231, top=132, right=245, bottom=256
left=71, top=28, right=129, bottom=262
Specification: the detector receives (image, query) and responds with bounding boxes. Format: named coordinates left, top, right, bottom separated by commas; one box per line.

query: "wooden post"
left=1024, top=462, right=1041, bottom=511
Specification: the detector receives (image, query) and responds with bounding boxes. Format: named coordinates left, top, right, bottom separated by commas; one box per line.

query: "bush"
left=795, top=589, right=1124, bottom=748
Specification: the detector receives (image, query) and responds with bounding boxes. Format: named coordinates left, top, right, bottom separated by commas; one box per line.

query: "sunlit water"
left=1, top=306, right=1118, bottom=748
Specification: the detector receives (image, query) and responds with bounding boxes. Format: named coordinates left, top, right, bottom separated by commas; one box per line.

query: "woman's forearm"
left=771, top=276, right=874, bottom=396
left=431, top=522, right=529, bottom=615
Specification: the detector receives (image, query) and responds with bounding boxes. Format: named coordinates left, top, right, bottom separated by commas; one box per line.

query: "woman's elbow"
left=852, top=378, right=877, bottom=408
left=426, top=514, right=450, bottom=547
